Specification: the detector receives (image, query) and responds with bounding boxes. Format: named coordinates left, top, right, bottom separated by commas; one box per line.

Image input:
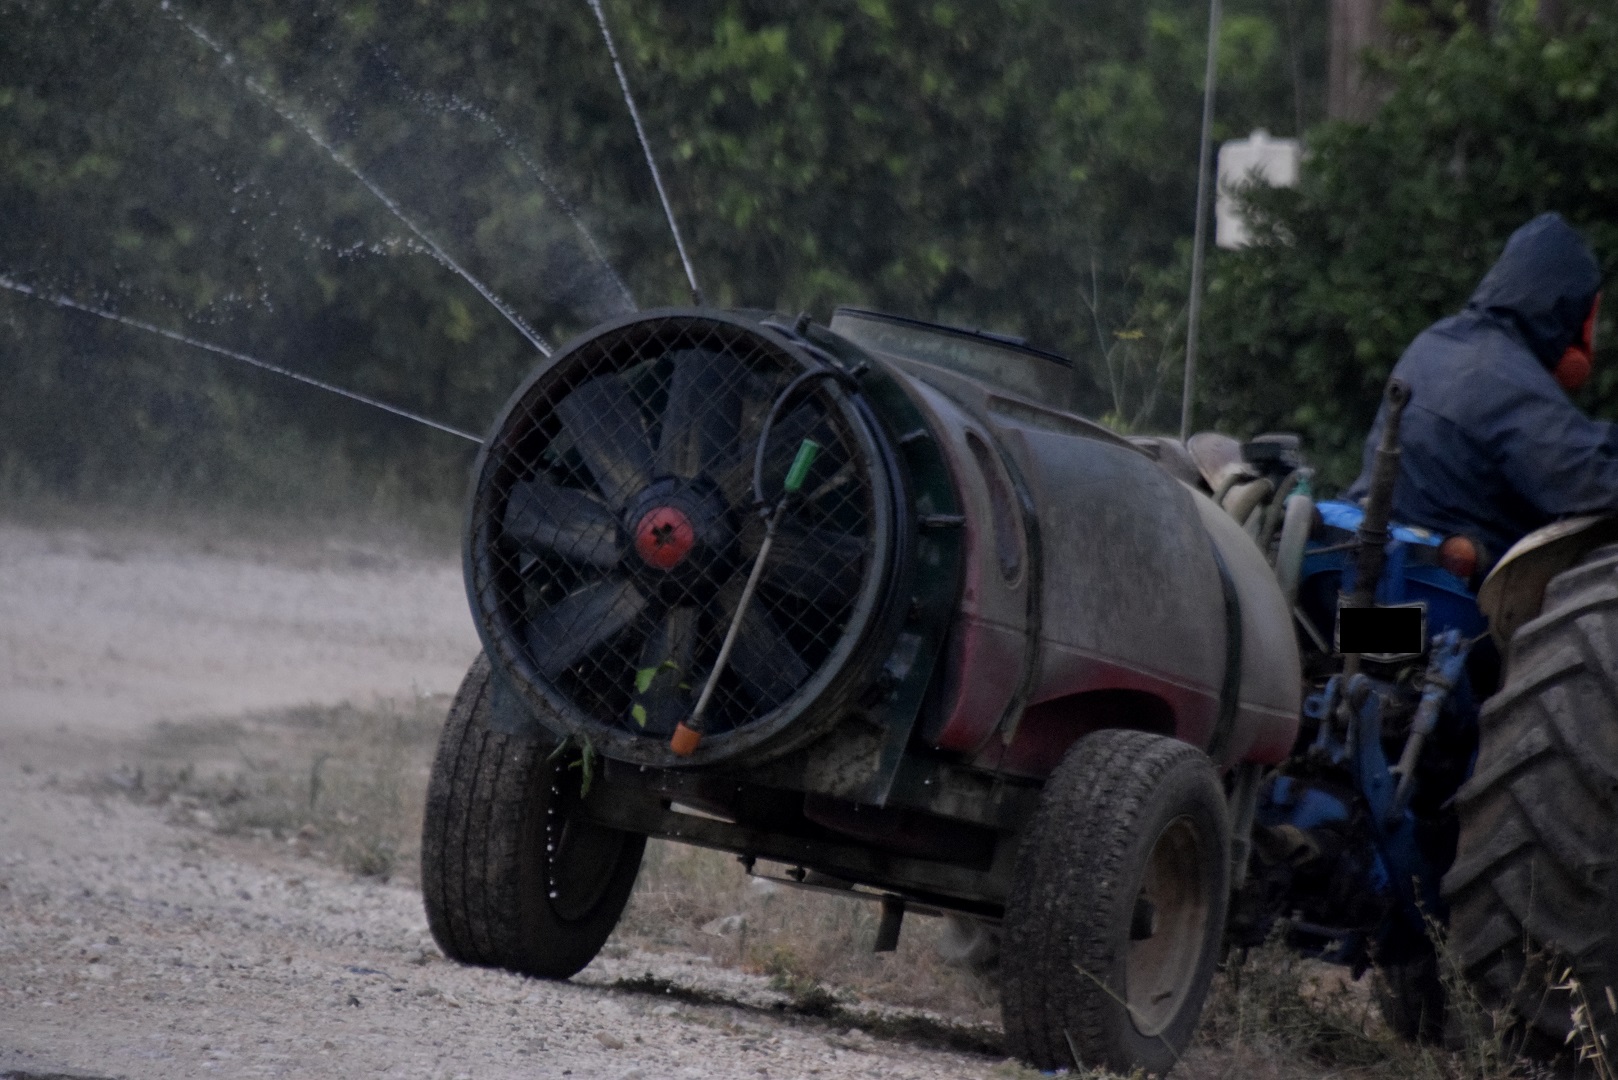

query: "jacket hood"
left=1467, top=212, right=1601, bottom=367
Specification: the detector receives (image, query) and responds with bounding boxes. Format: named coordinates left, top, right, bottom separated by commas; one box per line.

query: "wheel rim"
left=1124, top=815, right=1210, bottom=1037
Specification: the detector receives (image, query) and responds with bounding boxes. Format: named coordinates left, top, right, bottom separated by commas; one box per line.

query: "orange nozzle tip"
left=670, top=722, right=702, bottom=756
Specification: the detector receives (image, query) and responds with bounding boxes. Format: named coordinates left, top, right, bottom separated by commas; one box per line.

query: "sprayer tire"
left=421, top=654, right=645, bottom=979
left=1001, top=729, right=1230, bottom=1075
left=1443, top=544, right=1618, bottom=1054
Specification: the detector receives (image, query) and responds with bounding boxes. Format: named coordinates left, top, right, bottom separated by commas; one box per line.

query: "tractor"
left=419, top=306, right=1618, bottom=1074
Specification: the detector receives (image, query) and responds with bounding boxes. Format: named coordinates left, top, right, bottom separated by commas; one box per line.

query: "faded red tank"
left=831, top=309, right=1301, bottom=779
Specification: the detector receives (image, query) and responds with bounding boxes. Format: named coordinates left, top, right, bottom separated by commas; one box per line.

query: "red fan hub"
left=634, top=506, right=697, bottom=570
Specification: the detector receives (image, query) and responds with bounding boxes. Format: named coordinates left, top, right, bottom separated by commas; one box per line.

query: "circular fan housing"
left=466, top=311, right=903, bottom=767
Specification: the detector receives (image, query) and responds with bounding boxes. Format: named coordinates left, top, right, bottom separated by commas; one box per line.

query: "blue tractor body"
left=1299, top=502, right=1486, bottom=644
left=1246, top=498, right=1488, bottom=972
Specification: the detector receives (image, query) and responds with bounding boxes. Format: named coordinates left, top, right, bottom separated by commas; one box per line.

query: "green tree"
left=613, top=0, right=1321, bottom=427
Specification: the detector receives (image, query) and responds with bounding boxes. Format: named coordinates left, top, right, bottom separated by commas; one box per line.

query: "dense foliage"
left=0, top=0, right=1320, bottom=512
left=1199, top=1, right=1618, bottom=487
left=12, top=1, right=1618, bottom=512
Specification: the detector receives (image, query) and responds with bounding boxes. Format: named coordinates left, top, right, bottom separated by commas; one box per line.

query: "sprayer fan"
left=467, top=313, right=897, bottom=766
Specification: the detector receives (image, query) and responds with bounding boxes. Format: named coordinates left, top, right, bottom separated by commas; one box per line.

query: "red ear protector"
left=1555, top=291, right=1601, bottom=391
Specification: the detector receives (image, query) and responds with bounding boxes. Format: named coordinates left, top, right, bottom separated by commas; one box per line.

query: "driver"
left=1348, top=212, right=1615, bottom=565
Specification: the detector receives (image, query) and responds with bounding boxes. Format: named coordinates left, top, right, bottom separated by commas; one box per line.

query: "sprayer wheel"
left=1001, top=729, right=1229, bottom=1075
left=421, top=654, right=645, bottom=979
left=1443, top=544, right=1618, bottom=1057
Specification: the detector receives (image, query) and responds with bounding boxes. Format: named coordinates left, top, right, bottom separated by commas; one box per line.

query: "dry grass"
left=97, top=695, right=447, bottom=882
left=1559, top=969, right=1618, bottom=1080
left=612, top=840, right=1001, bottom=1024
left=3, top=469, right=465, bottom=557
left=104, top=699, right=1000, bottom=1022
left=1193, top=943, right=1432, bottom=1080
left=1185, top=932, right=1547, bottom=1080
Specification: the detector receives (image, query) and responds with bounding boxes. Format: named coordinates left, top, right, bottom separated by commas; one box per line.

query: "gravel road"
left=0, top=519, right=1004, bottom=1080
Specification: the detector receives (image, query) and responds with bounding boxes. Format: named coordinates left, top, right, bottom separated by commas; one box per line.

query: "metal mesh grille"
left=470, top=316, right=878, bottom=744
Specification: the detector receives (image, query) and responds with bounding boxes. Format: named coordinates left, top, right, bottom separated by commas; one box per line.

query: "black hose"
left=750, top=365, right=859, bottom=510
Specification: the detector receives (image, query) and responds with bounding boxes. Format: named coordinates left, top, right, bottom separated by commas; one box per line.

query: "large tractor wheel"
left=1001, top=729, right=1230, bottom=1075
left=1444, top=544, right=1618, bottom=1053
left=421, top=655, right=646, bottom=979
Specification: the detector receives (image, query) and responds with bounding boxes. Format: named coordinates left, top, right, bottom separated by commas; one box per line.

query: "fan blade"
left=503, top=479, right=622, bottom=568
left=716, top=581, right=810, bottom=711
left=630, top=605, right=697, bottom=735
left=715, top=402, right=833, bottom=506
left=760, top=523, right=866, bottom=610
left=656, top=350, right=742, bottom=480
left=524, top=578, right=647, bottom=679
left=556, top=375, right=653, bottom=509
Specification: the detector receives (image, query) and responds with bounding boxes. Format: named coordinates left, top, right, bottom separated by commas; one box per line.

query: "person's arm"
left=1494, top=377, right=1618, bottom=519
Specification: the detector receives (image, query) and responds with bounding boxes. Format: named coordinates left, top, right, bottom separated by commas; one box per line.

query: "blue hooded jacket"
left=1346, top=213, right=1616, bottom=557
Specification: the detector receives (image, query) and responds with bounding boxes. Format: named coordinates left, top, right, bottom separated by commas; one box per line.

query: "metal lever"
left=1387, top=629, right=1471, bottom=822
left=1341, top=378, right=1411, bottom=678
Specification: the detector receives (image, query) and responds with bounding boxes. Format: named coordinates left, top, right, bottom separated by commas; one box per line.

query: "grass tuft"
left=611, top=840, right=1000, bottom=1023
left=1199, top=938, right=1398, bottom=1070
left=97, top=696, right=446, bottom=881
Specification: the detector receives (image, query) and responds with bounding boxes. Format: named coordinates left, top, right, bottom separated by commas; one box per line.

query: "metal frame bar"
left=580, top=781, right=1013, bottom=916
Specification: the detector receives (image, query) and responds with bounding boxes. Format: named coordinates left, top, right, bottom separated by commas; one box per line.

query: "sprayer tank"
left=464, top=308, right=1300, bottom=786
left=865, top=346, right=1301, bottom=775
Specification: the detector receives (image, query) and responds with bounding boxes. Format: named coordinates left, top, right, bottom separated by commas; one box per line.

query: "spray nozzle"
left=783, top=438, right=821, bottom=496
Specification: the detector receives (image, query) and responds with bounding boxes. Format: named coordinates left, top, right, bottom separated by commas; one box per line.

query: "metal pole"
left=1180, top=0, right=1222, bottom=442
left=587, top=0, right=705, bottom=307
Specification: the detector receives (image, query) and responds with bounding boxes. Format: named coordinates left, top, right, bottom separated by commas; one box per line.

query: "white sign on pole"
left=1215, top=130, right=1301, bottom=250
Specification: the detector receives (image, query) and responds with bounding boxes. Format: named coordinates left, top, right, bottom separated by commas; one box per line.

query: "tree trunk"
left=1328, top=0, right=1386, bottom=121
left=1331, top=0, right=1532, bottom=121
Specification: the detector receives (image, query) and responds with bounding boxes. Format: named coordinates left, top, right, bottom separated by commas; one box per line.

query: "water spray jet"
left=163, top=3, right=556, bottom=358
left=587, top=0, right=704, bottom=307
left=0, top=273, right=480, bottom=444
left=379, top=74, right=638, bottom=315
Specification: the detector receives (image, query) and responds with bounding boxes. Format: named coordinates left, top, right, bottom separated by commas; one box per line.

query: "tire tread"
left=1002, top=729, right=1229, bottom=1074
left=421, top=655, right=644, bottom=978
left=1443, top=552, right=1618, bottom=1051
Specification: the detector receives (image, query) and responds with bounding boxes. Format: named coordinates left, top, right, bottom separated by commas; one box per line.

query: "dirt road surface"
left=0, top=520, right=1001, bottom=1080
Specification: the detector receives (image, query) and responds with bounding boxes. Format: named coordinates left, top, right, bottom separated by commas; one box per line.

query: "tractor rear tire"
left=421, top=654, right=646, bottom=979
left=1001, top=729, right=1230, bottom=1076
left=1443, top=544, right=1618, bottom=1054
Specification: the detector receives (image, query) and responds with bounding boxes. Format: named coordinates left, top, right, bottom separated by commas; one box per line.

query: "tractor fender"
left=1477, top=513, right=1618, bottom=650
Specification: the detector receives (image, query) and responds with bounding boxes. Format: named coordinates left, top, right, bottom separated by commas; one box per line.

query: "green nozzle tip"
left=784, top=438, right=821, bottom=493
